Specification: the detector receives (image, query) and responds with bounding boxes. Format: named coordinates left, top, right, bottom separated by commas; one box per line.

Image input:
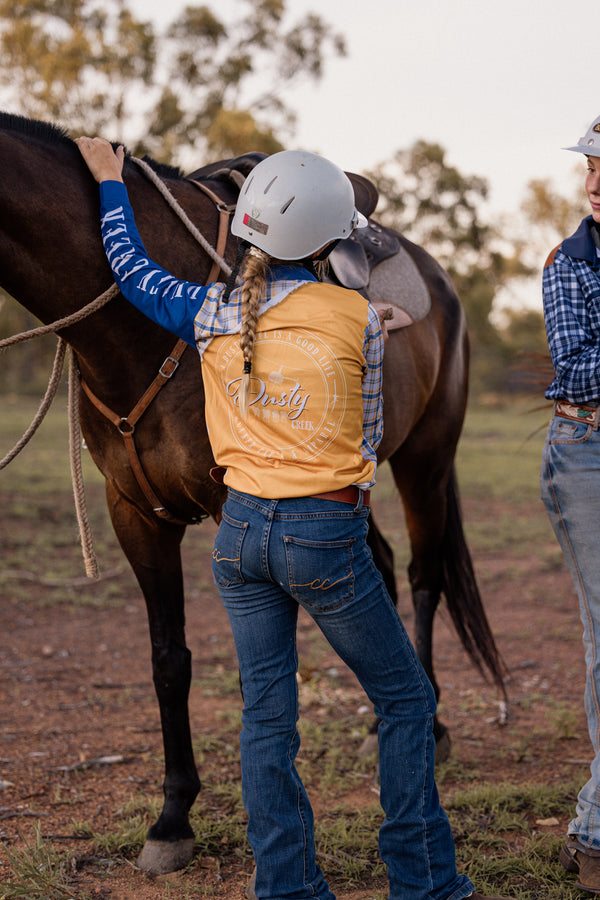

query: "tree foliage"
left=0, top=0, right=345, bottom=162
left=367, top=141, right=536, bottom=393
left=0, top=0, right=345, bottom=392
left=0, top=4, right=590, bottom=397
left=0, top=0, right=155, bottom=137
left=521, top=175, right=588, bottom=255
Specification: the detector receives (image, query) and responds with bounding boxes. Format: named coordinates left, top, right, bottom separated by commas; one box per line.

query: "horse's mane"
left=0, top=110, right=69, bottom=144
left=0, top=110, right=185, bottom=179
left=138, top=155, right=184, bottom=180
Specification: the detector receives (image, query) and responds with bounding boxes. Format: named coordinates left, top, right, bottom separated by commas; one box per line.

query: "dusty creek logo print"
left=217, top=329, right=347, bottom=461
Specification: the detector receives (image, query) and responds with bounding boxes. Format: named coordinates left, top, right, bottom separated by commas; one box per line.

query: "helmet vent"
left=242, top=175, right=254, bottom=194
left=264, top=176, right=278, bottom=194
left=280, top=196, right=295, bottom=215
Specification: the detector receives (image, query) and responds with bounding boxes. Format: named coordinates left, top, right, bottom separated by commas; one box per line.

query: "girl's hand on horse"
left=75, top=136, right=124, bottom=184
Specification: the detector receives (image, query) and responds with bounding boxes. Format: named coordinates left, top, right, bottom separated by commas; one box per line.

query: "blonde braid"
left=238, top=246, right=270, bottom=419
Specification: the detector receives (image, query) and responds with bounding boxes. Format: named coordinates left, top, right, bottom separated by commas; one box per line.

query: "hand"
left=75, top=136, right=125, bottom=183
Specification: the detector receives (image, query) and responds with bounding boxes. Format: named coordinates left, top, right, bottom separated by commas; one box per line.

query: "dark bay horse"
left=0, top=112, right=506, bottom=874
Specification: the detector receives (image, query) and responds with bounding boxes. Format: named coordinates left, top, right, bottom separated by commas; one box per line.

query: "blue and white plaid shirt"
left=543, top=216, right=600, bottom=403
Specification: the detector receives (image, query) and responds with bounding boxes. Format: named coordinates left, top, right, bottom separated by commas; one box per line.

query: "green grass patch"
left=0, top=780, right=585, bottom=899
left=446, top=780, right=584, bottom=898
left=0, top=822, right=90, bottom=900
left=0, top=394, right=582, bottom=897
left=456, top=398, right=552, bottom=503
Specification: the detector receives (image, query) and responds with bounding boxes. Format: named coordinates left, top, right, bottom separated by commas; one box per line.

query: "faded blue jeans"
left=211, top=488, right=474, bottom=900
left=541, top=412, right=600, bottom=847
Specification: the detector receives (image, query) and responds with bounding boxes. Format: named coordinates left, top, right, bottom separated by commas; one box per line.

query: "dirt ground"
left=0, top=491, right=593, bottom=900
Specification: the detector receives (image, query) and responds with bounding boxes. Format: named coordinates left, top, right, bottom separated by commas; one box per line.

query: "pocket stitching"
left=284, top=535, right=355, bottom=610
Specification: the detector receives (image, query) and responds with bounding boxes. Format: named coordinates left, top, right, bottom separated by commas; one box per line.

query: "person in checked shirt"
left=76, top=137, right=514, bottom=900
left=542, top=113, right=600, bottom=894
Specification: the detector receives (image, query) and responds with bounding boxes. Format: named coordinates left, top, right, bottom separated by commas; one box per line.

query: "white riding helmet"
left=564, top=114, right=600, bottom=156
left=231, top=149, right=367, bottom=260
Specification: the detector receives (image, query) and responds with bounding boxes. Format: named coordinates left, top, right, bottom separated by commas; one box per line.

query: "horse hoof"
left=246, top=867, right=257, bottom=900
left=136, top=837, right=195, bottom=873
left=357, top=733, right=379, bottom=758
left=434, top=730, right=451, bottom=765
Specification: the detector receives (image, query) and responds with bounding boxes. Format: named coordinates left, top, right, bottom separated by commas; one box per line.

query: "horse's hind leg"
left=106, top=483, right=200, bottom=873
left=366, top=511, right=397, bottom=604
left=363, top=508, right=449, bottom=761
left=386, top=449, right=453, bottom=762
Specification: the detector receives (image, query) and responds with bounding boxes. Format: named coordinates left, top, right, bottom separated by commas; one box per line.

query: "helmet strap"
left=222, top=240, right=250, bottom=303
left=313, top=239, right=340, bottom=262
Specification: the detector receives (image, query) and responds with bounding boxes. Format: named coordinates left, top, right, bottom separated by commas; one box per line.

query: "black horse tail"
left=442, top=466, right=508, bottom=699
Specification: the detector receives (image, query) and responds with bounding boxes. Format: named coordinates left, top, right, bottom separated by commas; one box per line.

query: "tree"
left=367, top=141, right=533, bottom=394
left=0, top=0, right=346, bottom=163
left=0, top=0, right=155, bottom=139
left=521, top=175, right=589, bottom=258
left=149, top=1, right=346, bottom=162
left=0, top=0, right=345, bottom=392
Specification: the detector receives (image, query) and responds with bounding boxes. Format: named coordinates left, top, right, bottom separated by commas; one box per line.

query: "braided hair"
left=238, top=246, right=270, bottom=419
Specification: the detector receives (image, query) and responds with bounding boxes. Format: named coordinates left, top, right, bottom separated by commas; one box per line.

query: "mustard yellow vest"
left=201, top=282, right=374, bottom=498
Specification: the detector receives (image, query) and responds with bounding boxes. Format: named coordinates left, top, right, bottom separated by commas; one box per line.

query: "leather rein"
left=79, top=176, right=236, bottom=527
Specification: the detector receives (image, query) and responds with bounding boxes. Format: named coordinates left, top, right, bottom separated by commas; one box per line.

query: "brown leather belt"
left=211, top=472, right=371, bottom=506
left=555, top=399, right=600, bottom=429
left=310, top=486, right=370, bottom=506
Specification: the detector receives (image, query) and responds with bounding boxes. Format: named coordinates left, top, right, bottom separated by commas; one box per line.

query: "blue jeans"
left=541, top=412, right=600, bottom=847
left=211, top=489, right=474, bottom=900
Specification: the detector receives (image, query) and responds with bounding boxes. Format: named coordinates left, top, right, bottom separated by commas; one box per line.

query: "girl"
left=77, top=137, right=511, bottom=900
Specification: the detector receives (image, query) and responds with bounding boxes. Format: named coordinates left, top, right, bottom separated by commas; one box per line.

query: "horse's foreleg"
left=106, top=483, right=200, bottom=873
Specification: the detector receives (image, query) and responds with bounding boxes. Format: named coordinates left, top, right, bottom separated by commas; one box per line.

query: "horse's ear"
left=345, top=171, right=379, bottom=220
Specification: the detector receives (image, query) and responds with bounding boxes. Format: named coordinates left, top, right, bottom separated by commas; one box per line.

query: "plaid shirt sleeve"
left=543, top=248, right=600, bottom=402
left=361, top=304, right=385, bottom=457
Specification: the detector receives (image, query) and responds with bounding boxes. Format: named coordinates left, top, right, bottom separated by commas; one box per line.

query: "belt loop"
left=354, top=489, right=364, bottom=512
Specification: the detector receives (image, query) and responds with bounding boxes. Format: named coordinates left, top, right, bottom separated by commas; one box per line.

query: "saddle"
left=187, top=153, right=428, bottom=330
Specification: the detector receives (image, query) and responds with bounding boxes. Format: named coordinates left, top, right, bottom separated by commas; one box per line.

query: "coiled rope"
left=0, top=285, right=118, bottom=578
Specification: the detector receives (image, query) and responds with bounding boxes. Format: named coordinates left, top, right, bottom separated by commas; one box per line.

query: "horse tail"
left=442, top=466, right=508, bottom=698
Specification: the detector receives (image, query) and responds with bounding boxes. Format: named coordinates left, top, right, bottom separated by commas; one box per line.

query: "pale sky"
left=128, top=0, right=599, bottom=221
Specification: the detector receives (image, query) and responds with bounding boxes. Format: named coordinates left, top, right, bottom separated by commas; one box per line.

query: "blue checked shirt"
left=544, top=216, right=600, bottom=403
left=98, top=180, right=384, bottom=470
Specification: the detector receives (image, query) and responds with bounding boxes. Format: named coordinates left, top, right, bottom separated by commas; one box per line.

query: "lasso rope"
left=0, top=283, right=118, bottom=350
left=68, top=347, right=98, bottom=578
left=0, top=285, right=119, bottom=579
left=0, top=338, right=67, bottom=469
left=1, top=157, right=233, bottom=580
left=131, top=157, right=234, bottom=279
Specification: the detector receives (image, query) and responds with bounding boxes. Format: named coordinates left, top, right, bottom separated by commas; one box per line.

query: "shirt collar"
left=562, top=215, right=600, bottom=266
left=267, top=263, right=318, bottom=282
